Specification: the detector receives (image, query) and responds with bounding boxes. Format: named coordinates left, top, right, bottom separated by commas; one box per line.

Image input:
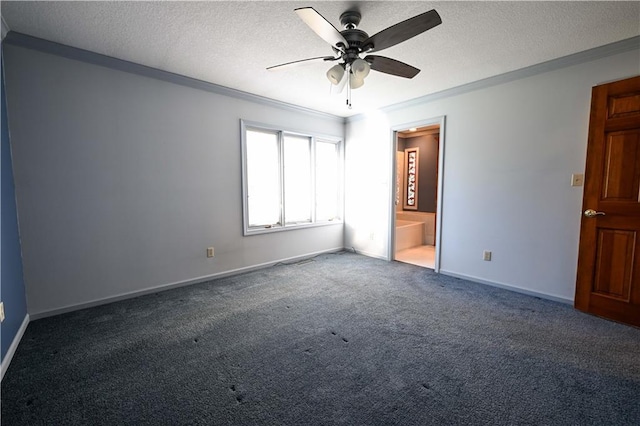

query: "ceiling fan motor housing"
left=340, top=28, right=369, bottom=64
left=336, top=10, right=371, bottom=64
left=339, top=10, right=361, bottom=29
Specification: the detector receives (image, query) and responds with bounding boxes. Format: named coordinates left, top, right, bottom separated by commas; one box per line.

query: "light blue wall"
left=345, top=46, right=640, bottom=302
left=1, top=43, right=28, bottom=361
left=2, top=38, right=344, bottom=318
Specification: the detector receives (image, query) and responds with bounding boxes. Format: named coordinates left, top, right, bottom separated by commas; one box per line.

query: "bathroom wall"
left=397, top=133, right=439, bottom=213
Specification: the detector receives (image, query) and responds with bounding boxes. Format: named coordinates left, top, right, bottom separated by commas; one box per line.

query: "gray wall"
left=3, top=44, right=344, bottom=317
left=1, top=40, right=28, bottom=364
left=345, top=46, right=640, bottom=302
left=398, top=134, right=439, bottom=213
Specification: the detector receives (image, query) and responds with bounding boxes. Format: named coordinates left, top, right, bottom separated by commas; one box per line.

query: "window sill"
left=243, top=219, right=343, bottom=236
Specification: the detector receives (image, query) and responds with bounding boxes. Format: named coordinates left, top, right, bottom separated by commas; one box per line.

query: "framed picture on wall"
left=403, top=147, right=419, bottom=210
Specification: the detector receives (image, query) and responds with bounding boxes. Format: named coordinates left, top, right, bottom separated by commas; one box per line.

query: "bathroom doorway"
left=391, top=118, right=445, bottom=271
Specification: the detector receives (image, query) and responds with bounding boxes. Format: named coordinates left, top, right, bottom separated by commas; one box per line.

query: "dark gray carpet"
left=2, top=252, right=639, bottom=425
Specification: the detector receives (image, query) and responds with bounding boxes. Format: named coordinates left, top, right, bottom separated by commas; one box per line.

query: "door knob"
left=584, top=209, right=606, bottom=218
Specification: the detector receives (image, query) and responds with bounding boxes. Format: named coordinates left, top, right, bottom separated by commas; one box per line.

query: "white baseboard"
left=30, top=247, right=346, bottom=320
left=352, top=248, right=389, bottom=261
left=1, top=313, right=30, bottom=382
left=439, top=269, right=573, bottom=305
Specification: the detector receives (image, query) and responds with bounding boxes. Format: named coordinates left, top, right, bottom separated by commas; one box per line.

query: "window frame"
left=240, top=120, right=344, bottom=236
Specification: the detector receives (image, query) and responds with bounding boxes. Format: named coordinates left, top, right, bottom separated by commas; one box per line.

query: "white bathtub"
left=396, top=212, right=435, bottom=245
left=395, top=220, right=425, bottom=251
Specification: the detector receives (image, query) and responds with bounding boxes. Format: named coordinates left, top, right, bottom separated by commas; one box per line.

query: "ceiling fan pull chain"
left=346, top=63, right=352, bottom=109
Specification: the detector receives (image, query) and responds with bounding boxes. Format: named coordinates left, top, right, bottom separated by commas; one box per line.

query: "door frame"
left=388, top=116, right=446, bottom=272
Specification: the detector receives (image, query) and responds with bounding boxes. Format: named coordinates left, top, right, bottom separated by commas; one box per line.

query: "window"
left=241, top=121, right=342, bottom=235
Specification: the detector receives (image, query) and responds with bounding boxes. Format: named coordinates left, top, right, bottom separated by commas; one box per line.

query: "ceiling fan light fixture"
left=349, top=73, right=365, bottom=89
left=351, top=58, right=370, bottom=80
left=326, top=64, right=345, bottom=85
left=330, top=72, right=348, bottom=94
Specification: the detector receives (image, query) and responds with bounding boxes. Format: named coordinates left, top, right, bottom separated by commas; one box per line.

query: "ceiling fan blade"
left=295, top=7, right=349, bottom=50
left=362, top=9, right=441, bottom=53
left=267, top=56, right=338, bottom=71
left=365, top=55, right=420, bottom=78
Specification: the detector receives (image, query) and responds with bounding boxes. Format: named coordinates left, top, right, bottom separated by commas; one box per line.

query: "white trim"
left=352, top=248, right=388, bottom=261
left=2, top=32, right=344, bottom=123
left=5, top=30, right=636, bottom=124
left=347, top=36, right=640, bottom=123
left=439, top=270, right=573, bottom=305
left=1, top=313, right=29, bottom=382
left=29, top=247, right=345, bottom=320
left=434, top=117, right=446, bottom=273
left=389, top=116, right=446, bottom=273
left=240, top=119, right=344, bottom=236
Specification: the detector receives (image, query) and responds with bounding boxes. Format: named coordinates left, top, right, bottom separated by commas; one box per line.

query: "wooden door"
left=575, top=75, right=640, bottom=327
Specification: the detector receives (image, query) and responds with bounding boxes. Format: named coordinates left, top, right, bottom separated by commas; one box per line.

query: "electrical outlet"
left=0, top=302, right=5, bottom=323
left=571, top=173, right=584, bottom=187
left=207, top=247, right=215, bottom=258
left=483, top=250, right=492, bottom=261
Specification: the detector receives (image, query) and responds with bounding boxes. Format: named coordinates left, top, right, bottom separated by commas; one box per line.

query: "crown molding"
left=3, top=30, right=637, bottom=127
left=2, top=31, right=345, bottom=124
left=348, top=35, right=640, bottom=123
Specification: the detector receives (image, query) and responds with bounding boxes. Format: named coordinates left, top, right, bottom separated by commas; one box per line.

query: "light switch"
left=571, top=173, right=584, bottom=187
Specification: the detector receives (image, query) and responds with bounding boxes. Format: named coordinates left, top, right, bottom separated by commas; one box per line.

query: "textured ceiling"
left=2, top=1, right=639, bottom=117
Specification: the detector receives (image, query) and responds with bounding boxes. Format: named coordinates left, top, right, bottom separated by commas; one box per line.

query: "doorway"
left=390, top=117, right=445, bottom=271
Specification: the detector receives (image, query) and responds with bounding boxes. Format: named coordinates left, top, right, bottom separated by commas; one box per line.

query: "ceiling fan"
left=267, top=7, right=442, bottom=107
